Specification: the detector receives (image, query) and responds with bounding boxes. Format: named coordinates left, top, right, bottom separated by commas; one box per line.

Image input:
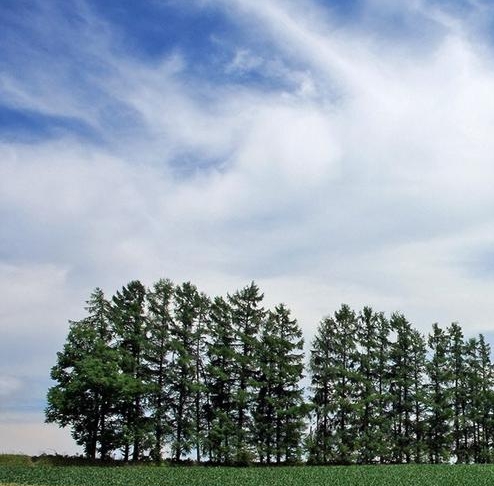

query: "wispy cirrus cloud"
left=2, top=0, right=494, bottom=454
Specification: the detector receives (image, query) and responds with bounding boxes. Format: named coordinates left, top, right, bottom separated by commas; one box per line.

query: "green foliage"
left=254, top=304, right=306, bottom=464
left=388, top=313, right=418, bottom=463
left=308, top=304, right=361, bottom=464
left=31, top=454, right=118, bottom=467
left=145, top=278, right=174, bottom=463
left=228, top=282, right=266, bottom=463
left=46, top=288, right=120, bottom=459
left=426, top=323, right=453, bottom=464
left=111, top=280, right=149, bottom=462
left=0, top=455, right=32, bottom=467
left=167, top=281, right=206, bottom=462
left=46, top=280, right=494, bottom=466
left=355, top=308, right=392, bottom=464
left=204, top=296, right=237, bottom=463
left=6, top=464, right=494, bottom=486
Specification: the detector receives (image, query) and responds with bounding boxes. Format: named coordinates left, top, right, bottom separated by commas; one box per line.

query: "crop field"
left=2, top=464, right=494, bottom=486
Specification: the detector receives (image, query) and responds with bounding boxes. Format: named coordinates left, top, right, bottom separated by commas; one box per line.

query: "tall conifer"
left=228, top=282, right=265, bottom=463
left=254, top=304, right=305, bottom=464
left=111, top=280, right=148, bottom=461
left=205, top=296, right=236, bottom=463
left=389, top=313, right=415, bottom=463
left=168, top=282, right=202, bottom=461
left=426, top=323, right=452, bottom=464
left=145, top=278, right=174, bottom=463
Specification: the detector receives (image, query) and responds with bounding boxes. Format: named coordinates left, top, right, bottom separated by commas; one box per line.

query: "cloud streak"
left=2, top=0, right=494, bottom=453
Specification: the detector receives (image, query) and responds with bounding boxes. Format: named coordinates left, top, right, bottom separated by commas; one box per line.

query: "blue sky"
left=2, top=0, right=494, bottom=455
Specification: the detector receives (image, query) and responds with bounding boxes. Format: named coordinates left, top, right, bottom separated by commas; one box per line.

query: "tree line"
left=46, top=279, right=494, bottom=465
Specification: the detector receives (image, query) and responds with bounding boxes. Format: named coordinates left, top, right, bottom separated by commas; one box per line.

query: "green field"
left=2, top=464, right=494, bottom=486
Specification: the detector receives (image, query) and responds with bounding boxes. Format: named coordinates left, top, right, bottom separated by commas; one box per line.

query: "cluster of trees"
left=46, top=279, right=494, bottom=465
left=308, top=306, right=494, bottom=464
left=46, top=280, right=305, bottom=464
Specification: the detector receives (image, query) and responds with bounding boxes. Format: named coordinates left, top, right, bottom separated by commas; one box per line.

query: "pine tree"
left=426, top=323, right=452, bottom=464
left=464, top=337, right=480, bottom=462
left=409, top=328, right=427, bottom=463
left=332, top=304, right=360, bottom=463
left=388, top=313, right=415, bottom=463
left=46, top=288, right=119, bottom=459
left=472, top=335, right=494, bottom=463
left=271, top=305, right=307, bottom=464
left=448, top=322, right=467, bottom=463
left=355, top=307, right=388, bottom=464
left=192, top=291, right=210, bottom=463
left=374, top=312, right=393, bottom=464
left=253, top=304, right=306, bottom=464
left=111, top=280, right=149, bottom=462
left=145, top=278, right=174, bottom=463
left=205, top=296, right=237, bottom=464
left=228, top=282, right=265, bottom=464
left=168, top=281, right=203, bottom=462
left=467, top=334, right=494, bottom=463
left=308, top=304, right=359, bottom=464
left=308, top=315, right=337, bottom=464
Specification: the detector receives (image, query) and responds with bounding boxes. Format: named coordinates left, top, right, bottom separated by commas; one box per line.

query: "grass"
left=0, top=456, right=32, bottom=467
left=3, top=463, right=494, bottom=486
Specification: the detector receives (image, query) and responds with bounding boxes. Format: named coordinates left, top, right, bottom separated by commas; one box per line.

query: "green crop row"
left=0, top=456, right=32, bottom=468
left=2, top=464, right=494, bottom=486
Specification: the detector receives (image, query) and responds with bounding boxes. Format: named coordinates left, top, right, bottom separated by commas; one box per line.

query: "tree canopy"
left=47, top=279, right=494, bottom=465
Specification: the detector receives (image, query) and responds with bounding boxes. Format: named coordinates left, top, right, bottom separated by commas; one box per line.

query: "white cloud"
left=226, top=48, right=264, bottom=74
left=0, top=263, right=71, bottom=335
left=2, top=0, right=494, bottom=324
left=3, top=0, right=494, bottom=454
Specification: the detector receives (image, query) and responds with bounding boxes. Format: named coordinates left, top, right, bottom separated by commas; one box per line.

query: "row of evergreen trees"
left=46, top=279, right=494, bottom=464
left=46, top=280, right=305, bottom=464
left=308, top=306, right=493, bottom=464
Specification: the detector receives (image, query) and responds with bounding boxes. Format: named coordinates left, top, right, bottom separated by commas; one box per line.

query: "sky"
left=2, top=0, right=494, bottom=455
